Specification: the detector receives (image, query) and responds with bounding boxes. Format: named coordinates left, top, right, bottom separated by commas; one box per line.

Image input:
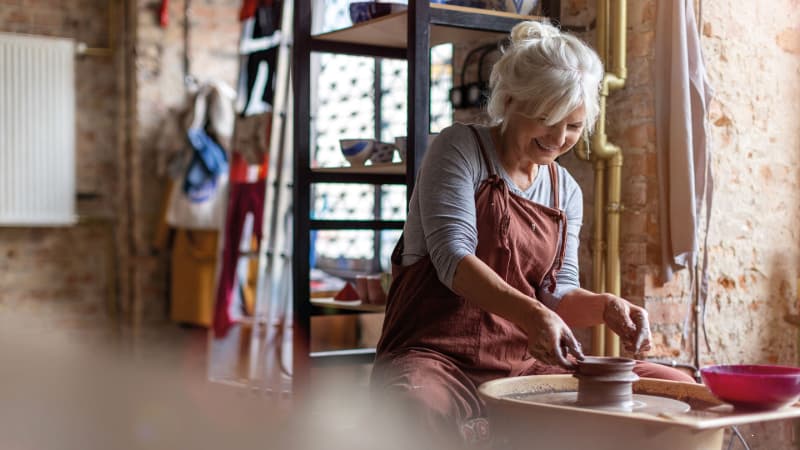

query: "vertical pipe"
left=610, top=0, right=627, bottom=80
left=589, top=0, right=610, bottom=356
left=591, top=158, right=607, bottom=355
left=596, top=0, right=608, bottom=63
left=603, top=0, right=627, bottom=357
left=604, top=152, right=623, bottom=357
left=589, top=0, right=627, bottom=356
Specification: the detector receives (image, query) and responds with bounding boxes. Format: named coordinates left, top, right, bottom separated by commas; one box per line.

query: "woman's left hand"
left=602, top=295, right=652, bottom=355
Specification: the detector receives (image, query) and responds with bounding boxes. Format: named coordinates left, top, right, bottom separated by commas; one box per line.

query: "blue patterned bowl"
left=349, top=2, right=408, bottom=24
left=370, top=142, right=397, bottom=164
left=340, top=139, right=375, bottom=166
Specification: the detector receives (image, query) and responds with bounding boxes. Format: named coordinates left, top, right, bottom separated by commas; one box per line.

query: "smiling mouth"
left=534, top=138, right=560, bottom=153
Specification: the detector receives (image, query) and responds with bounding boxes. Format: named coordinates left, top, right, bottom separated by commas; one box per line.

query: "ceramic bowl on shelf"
left=700, top=364, right=800, bottom=411
left=370, top=142, right=397, bottom=164
left=340, top=138, right=375, bottom=166
left=486, top=0, right=539, bottom=15
left=393, top=137, right=406, bottom=161
left=349, top=2, right=408, bottom=25
left=366, top=274, right=387, bottom=304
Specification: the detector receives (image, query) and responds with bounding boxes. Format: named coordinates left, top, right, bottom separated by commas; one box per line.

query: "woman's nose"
left=548, top=125, right=567, bottom=147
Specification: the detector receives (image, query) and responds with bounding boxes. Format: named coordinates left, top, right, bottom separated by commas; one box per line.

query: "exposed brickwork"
left=132, top=0, right=240, bottom=323
left=0, top=0, right=240, bottom=329
left=4, top=2, right=800, bottom=446
left=0, top=1, right=120, bottom=328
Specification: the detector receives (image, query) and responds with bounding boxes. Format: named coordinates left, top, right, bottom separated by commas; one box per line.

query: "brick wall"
left=462, top=1, right=799, bottom=446
left=131, top=0, right=240, bottom=323
left=557, top=0, right=800, bottom=366
left=562, top=0, right=800, bottom=447
left=0, top=0, right=240, bottom=330
left=0, top=0, right=121, bottom=332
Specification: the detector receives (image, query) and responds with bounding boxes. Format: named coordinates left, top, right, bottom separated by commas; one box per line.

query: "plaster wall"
left=559, top=0, right=800, bottom=371
left=562, top=0, right=800, bottom=447
left=463, top=1, right=800, bottom=447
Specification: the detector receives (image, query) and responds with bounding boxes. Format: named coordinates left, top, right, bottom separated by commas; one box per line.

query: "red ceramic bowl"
left=700, top=364, right=800, bottom=411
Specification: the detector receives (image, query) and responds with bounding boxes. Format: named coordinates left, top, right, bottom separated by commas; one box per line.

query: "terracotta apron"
left=371, top=125, right=568, bottom=442
left=371, top=126, right=696, bottom=445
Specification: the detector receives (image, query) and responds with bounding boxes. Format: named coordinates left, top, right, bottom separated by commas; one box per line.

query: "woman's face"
left=503, top=102, right=586, bottom=165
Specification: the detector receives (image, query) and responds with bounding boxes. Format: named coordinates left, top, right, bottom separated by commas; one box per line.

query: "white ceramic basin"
left=479, top=374, right=800, bottom=450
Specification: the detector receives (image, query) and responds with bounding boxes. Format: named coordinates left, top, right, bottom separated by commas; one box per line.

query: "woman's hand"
left=525, top=305, right=584, bottom=369
left=602, top=295, right=652, bottom=355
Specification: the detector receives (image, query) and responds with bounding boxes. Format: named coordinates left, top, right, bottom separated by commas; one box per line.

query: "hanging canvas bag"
left=165, top=131, right=230, bottom=230
left=166, top=83, right=233, bottom=230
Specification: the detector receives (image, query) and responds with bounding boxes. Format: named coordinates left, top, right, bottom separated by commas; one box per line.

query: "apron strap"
left=548, top=162, right=560, bottom=210
left=467, top=125, right=496, bottom=177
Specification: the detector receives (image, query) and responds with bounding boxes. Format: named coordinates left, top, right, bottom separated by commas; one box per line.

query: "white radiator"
left=0, top=33, right=76, bottom=226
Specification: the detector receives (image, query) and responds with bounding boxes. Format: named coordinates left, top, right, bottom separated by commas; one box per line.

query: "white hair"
left=487, top=20, right=604, bottom=133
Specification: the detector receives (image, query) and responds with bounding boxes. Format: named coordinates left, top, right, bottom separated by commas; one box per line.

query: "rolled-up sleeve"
left=416, top=125, right=483, bottom=289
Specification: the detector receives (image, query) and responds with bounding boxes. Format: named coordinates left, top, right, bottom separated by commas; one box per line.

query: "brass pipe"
left=588, top=0, right=627, bottom=356
left=590, top=74, right=624, bottom=160
left=604, top=152, right=623, bottom=356
left=596, top=0, right=608, bottom=63
left=609, top=0, right=627, bottom=81
left=590, top=158, right=606, bottom=355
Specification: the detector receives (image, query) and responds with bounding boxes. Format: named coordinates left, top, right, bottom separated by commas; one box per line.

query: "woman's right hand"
left=525, top=305, right=584, bottom=369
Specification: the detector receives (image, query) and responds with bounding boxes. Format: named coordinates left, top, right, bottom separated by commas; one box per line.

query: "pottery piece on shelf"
left=340, top=138, right=375, bottom=166
left=370, top=142, right=397, bottom=164
left=355, top=275, right=370, bottom=302
left=349, top=2, right=408, bottom=24
left=487, top=0, right=539, bottom=15
left=366, top=274, right=387, bottom=304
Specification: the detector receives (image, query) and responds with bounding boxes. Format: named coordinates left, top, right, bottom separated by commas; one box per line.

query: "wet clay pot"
left=574, top=357, right=639, bottom=409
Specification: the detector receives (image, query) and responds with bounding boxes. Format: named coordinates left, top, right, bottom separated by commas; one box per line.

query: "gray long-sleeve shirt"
left=401, top=123, right=583, bottom=309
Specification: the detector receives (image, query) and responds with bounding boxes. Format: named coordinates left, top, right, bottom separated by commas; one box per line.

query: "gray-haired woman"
left=371, top=20, right=693, bottom=446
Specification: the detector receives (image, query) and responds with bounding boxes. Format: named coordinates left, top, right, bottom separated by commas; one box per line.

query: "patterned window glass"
left=312, top=0, right=452, bottom=271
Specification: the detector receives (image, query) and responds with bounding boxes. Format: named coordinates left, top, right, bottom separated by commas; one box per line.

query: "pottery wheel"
left=504, top=392, right=691, bottom=415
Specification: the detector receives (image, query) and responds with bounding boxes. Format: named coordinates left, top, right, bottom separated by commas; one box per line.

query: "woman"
left=370, top=20, right=694, bottom=446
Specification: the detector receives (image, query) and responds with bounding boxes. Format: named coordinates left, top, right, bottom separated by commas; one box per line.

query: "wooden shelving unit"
left=312, top=162, right=405, bottom=175
left=315, top=4, right=545, bottom=48
left=310, top=297, right=386, bottom=313
left=292, top=1, right=561, bottom=390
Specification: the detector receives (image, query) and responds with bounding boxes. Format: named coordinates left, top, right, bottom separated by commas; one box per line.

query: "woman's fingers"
left=630, top=308, right=651, bottom=353
left=562, top=332, right=584, bottom=361
left=605, top=297, right=654, bottom=355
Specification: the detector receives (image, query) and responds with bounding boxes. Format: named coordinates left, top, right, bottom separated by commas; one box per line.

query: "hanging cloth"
left=654, top=0, right=714, bottom=281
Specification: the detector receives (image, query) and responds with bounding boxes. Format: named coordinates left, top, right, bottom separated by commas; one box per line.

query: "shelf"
left=309, top=163, right=406, bottom=184
left=312, top=162, right=405, bottom=175
left=313, top=4, right=543, bottom=49
left=311, top=297, right=386, bottom=313
left=310, top=347, right=377, bottom=366
left=310, top=219, right=404, bottom=230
